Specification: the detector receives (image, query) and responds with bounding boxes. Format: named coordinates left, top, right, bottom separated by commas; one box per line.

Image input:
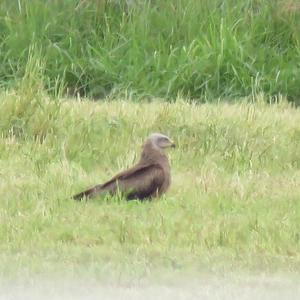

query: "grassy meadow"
left=0, top=0, right=300, bottom=284
left=0, top=70, right=299, bottom=280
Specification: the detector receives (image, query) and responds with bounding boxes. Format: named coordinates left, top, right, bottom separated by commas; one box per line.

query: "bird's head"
left=148, top=133, right=176, bottom=150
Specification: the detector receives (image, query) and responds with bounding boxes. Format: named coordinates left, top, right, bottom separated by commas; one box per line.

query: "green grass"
left=0, top=73, right=300, bottom=280
left=0, top=0, right=300, bottom=102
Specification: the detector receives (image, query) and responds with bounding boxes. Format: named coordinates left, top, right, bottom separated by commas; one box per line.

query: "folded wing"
left=73, top=163, right=165, bottom=201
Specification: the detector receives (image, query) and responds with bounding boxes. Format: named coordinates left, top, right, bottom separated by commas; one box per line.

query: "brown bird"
left=73, top=133, right=175, bottom=201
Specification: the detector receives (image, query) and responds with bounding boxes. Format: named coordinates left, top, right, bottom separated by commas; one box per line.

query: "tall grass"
left=0, top=0, right=300, bottom=102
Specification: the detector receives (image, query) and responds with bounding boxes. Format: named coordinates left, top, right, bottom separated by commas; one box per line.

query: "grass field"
left=0, top=78, right=299, bottom=281
left=1, top=2, right=300, bottom=296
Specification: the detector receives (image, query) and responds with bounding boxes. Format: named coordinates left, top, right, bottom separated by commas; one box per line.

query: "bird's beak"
left=170, top=141, right=176, bottom=148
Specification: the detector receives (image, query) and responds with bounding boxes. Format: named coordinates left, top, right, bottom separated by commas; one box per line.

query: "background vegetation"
left=0, top=0, right=300, bottom=102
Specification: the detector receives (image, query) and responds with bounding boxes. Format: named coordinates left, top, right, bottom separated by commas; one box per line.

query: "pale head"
left=148, top=133, right=175, bottom=150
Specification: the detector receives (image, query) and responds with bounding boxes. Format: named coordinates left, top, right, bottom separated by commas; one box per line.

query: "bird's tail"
left=72, top=184, right=104, bottom=201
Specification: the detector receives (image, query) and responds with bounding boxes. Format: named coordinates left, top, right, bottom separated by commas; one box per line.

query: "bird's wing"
left=101, top=163, right=165, bottom=200
left=73, top=163, right=165, bottom=201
